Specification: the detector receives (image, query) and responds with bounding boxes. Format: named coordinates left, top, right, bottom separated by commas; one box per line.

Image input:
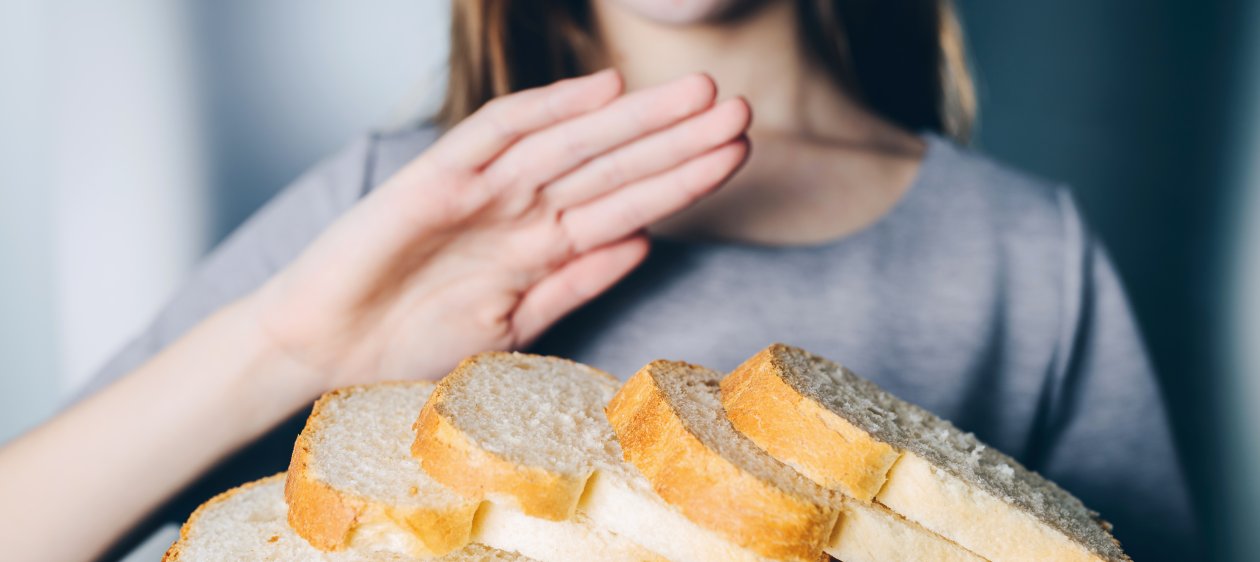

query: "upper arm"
left=69, top=135, right=376, bottom=402
left=1035, top=188, right=1200, bottom=560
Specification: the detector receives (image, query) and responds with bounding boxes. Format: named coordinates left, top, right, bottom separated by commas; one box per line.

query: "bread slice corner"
left=286, top=382, right=480, bottom=556
left=722, top=343, right=1131, bottom=562
left=606, top=359, right=841, bottom=562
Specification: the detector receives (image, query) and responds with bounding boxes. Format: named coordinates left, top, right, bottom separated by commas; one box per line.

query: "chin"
left=602, top=0, right=762, bottom=25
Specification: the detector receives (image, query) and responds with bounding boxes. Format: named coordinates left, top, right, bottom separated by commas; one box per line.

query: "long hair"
left=437, top=1, right=977, bottom=142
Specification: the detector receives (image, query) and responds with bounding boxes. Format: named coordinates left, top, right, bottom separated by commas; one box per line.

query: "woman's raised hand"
left=249, top=70, right=750, bottom=390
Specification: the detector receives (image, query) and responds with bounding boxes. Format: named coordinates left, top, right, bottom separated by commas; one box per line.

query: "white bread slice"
left=609, top=359, right=983, bottom=562
left=721, top=343, right=1130, bottom=562
left=412, top=352, right=779, bottom=562
left=164, top=474, right=530, bottom=561
left=829, top=500, right=983, bottom=562
left=286, top=383, right=479, bottom=555
left=288, top=382, right=647, bottom=562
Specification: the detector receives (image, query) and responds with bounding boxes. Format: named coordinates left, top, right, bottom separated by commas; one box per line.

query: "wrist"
left=210, top=298, right=327, bottom=438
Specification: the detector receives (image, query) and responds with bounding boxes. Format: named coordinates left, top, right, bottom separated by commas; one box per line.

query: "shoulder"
left=921, top=135, right=1075, bottom=222
left=912, top=134, right=1088, bottom=257
left=892, top=136, right=1095, bottom=349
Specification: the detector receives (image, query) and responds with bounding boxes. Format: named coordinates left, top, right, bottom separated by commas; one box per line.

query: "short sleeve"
left=69, top=135, right=375, bottom=402
left=1036, top=189, right=1200, bottom=560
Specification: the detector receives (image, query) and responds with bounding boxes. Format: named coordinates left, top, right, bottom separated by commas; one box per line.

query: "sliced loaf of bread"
left=164, top=474, right=529, bottom=561
left=721, top=343, right=1130, bottom=562
left=608, top=359, right=983, bottom=562
left=411, top=352, right=780, bottom=562
left=288, top=382, right=649, bottom=562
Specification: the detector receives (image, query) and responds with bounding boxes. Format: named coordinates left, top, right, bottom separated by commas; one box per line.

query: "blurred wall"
left=0, top=0, right=59, bottom=444
left=1224, top=0, right=1260, bottom=557
left=49, top=0, right=209, bottom=395
left=0, top=0, right=448, bottom=446
left=185, top=1, right=449, bottom=242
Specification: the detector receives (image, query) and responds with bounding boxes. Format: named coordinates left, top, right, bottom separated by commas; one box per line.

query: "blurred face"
left=601, top=0, right=765, bottom=25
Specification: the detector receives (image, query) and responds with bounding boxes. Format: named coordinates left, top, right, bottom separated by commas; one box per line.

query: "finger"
left=561, top=138, right=748, bottom=253
left=482, top=73, right=718, bottom=194
left=510, top=234, right=650, bottom=346
left=544, top=96, right=750, bottom=209
left=425, top=69, right=623, bottom=170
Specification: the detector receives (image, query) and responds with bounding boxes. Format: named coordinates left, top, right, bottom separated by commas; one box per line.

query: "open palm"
left=248, top=70, right=750, bottom=389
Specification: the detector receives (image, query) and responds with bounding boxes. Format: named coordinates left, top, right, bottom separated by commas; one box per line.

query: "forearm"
left=0, top=299, right=321, bottom=562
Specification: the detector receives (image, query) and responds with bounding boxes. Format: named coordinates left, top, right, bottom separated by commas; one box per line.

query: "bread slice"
left=609, top=359, right=985, bottom=562
left=606, top=359, right=840, bottom=562
left=287, top=382, right=479, bottom=555
left=829, top=500, right=984, bottom=562
left=721, top=343, right=1131, bottom=562
left=412, top=352, right=781, bottom=562
left=164, top=474, right=530, bottom=561
left=289, top=381, right=650, bottom=562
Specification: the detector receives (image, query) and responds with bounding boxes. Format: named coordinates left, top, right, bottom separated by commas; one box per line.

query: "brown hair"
left=437, top=0, right=976, bottom=142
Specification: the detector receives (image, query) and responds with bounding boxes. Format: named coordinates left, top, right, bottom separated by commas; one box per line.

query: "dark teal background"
left=957, top=1, right=1253, bottom=558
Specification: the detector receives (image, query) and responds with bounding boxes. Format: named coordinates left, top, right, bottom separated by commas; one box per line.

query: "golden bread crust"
left=411, top=356, right=587, bottom=521
left=725, top=344, right=1129, bottom=562
left=285, top=439, right=364, bottom=550
left=722, top=345, right=899, bottom=501
left=286, top=384, right=477, bottom=554
left=606, top=361, right=839, bottom=562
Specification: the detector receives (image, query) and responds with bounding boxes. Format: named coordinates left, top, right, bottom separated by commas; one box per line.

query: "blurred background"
left=0, top=0, right=1256, bottom=559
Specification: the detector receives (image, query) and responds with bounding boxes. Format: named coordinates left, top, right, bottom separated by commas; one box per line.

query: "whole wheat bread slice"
left=608, top=359, right=983, bottom=562
left=721, top=343, right=1130, bottom=562
left=164, top=474, right=530, bottom=561
left=412, top=352, right=782, bottom=562
left=288, top=382, right=649, bottom=562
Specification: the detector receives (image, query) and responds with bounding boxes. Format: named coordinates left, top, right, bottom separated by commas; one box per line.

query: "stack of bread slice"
left=167, top=344, right=1130, bottom=561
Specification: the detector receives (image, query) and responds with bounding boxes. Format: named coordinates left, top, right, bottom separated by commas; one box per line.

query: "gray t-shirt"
left=82, top=127, right=1197, bottom=560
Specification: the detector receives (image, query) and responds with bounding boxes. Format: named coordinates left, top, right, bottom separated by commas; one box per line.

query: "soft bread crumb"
left=826, top=500, right=985, bottom=562
left=288, top=382, right=480, bottom=554
left=307, top=383, right=470, bottom=509
left=471, top=501, right=664, bottom=562
left=580, top=470, right=782, bottom=562
left=429, top=353, right=622, bottom=479
left=412, top=353, right=672, bottom=560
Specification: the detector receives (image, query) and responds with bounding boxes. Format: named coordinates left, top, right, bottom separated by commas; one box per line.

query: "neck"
left=590, top=0, right=872, bottom=138
left=589, top=0, right=926, bottom=245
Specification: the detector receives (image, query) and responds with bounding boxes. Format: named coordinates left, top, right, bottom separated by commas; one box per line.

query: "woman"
left=0, top=1, right=1196, bottom=560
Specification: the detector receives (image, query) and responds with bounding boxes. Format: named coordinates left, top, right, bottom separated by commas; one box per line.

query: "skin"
left=0, top=1, right=923, bottom=560
left=597, top=0, right=925, bottom=244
